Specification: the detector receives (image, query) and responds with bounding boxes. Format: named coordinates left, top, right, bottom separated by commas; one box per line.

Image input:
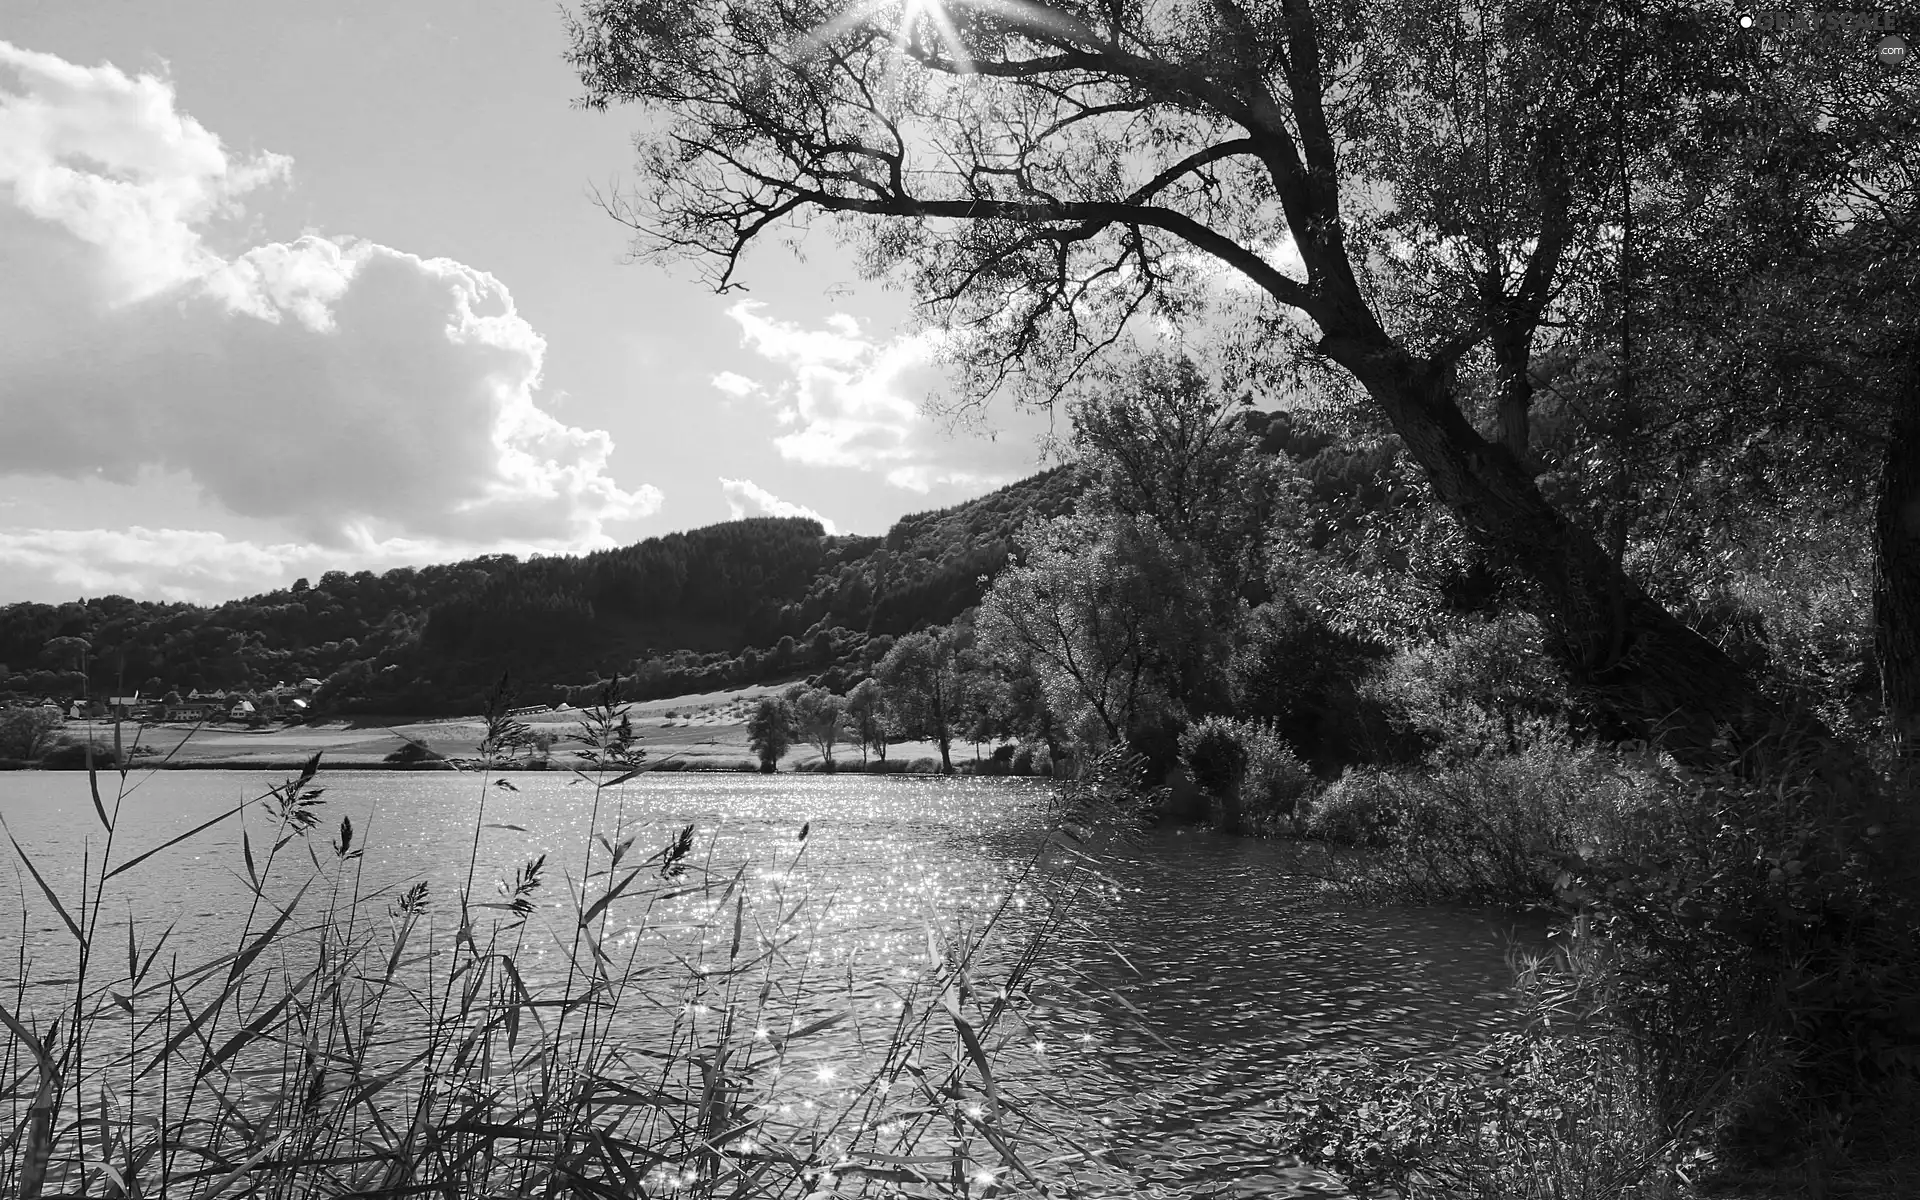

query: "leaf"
left=494, top=778, right=520, bottom=792
left=106, top=794, right=265, bottom=882
left=582, top=867, right=644, bottom=928
left=773, top=1011, right=846, bottom=1048
left=87, top=755, right=112, bottom=834
left=942, top=990, right=1004, bottom=1119
left=198, top=971, right=315, bottom=1079
left=487, top=823, right=529, bottom=832
left=0, top=816, right=82, bottom=942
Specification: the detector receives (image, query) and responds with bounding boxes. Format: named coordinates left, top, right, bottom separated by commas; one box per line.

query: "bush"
left=1356, top=612, right=1571, bottom=765
left=1304, top=767, right=1402, bottom=847
left=904, top=756, right=940, bottom=773
left=1312, top=735, right=1663, bottom=905
left=1178, top=715, right=1313, bottom=834
left=40, top=740, right=120, bottom=771
left=0, top=707, right=63, bottom=759
left=1240, top=722, right=1315, bottom=834
left=1011, top=746, right=1036, bottom=775
left=384, top=740, right=443, bottom=765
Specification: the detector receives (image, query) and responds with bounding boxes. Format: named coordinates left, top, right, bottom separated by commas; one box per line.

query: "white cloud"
left=0, top=526, right=357, bottom=604
left=711, top=371, right=760, bottom=398
left=0, top=524, right=598, bottom=606
left=718, top=478, right=837, bottom=534
left=0, top=40, right=661, bottom=566
left=725, top=301, right=1047, bottom=494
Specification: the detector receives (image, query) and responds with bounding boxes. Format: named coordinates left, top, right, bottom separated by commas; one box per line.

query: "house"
left=229, top=699, right=256, bottom=719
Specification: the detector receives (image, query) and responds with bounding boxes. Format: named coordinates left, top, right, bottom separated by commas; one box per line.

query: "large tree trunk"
left=1876, top=374, right=1920, bottom=745
left=1323, top=334, right=1862, bottom=796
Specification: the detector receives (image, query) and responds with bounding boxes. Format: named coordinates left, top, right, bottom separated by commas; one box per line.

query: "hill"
left=0, top=463, right=1089, bottom=717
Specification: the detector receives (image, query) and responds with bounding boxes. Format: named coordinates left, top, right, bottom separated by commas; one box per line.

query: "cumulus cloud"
left=711, top=371, right=760, bottom=398
left=724, top=302, right=1048, bottom=494
left=0, top=41, right=661, bottom=565
left=718, top=478, right=837, bottom=534
left=0, top=526, right=389, bottom=604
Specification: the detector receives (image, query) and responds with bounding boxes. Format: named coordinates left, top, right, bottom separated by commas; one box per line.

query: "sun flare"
left=801, top=0, right=1097, bottom=72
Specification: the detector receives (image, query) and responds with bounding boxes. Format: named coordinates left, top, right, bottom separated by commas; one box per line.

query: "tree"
left=844, top=678, right=889, bottom=764
left=978, top=511, right=1212, bottom=751
left=785, top=683, right=848, bottom=765
left=567, top=0, right=1893, bottom=778
left=875, top=627, right=968, bottom=773
left=0, top=707, right=62, bottom=760
left=747, top=696, right=795, bottom=772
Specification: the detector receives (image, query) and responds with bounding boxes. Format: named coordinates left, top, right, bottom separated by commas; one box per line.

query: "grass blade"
left=942, top=989, right=1004, bottom=1120
left=87, top=753, right=112, bottom=834
left=106, top=794, right=264, bottom=882
left=0, top=816, right=83, bottom=942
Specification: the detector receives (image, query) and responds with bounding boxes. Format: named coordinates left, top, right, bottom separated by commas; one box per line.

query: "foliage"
left=37, top=740, right=119, bottom=772
left=1356, top=612, right=1574, bottom=764
left=978, top=512, right=1209, bottom=756
left=842, top=678, right=888, bottom=764
left=1178, top=715, right=1314, bottom=835
left=382, top=739, right=445, bottom=765
left=745, top=697, right=793, bottom=772
left=1277, top=1021, right=1680, bottom=1199
left=0, top=708, right=62, bottom=760
left=1310, top=735, right=1670, bottom=907
left=782, top=684, right=847, bottom=766
left=875, top=627, right=970, bottom=774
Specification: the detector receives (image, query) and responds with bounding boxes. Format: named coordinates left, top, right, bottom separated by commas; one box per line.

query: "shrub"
left=1011, top=746, right=1036, bottom=775
left=383, top=740, right=443, bottom=765
left=1240, top=721, right=1315, bottom=834
left=0, top=706, right=63, bottom=759
left=905, top=756, right=940, bottom=773
left=1178, top=715, right=1313, bottom=834
left=1179, top=715, right=1247, bottom=805
left=40, top=740, right=119, bottom=771
left=1313, top=735, right=1663, bottom=905
left=1355, top=612, right=1571, bottom=765
left=1305, top=767, right=1402, bottom=847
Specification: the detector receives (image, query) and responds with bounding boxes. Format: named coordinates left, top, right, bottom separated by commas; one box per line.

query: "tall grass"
left=0, top=679, right=1119, bottom=1198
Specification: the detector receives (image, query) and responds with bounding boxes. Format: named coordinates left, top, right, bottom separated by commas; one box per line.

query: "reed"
left=0, top=677, right=1115, bottom=1198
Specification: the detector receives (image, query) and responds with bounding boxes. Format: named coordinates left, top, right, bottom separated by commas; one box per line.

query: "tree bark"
left=1322, top=334, right=1858, bottom=793
left=1876, top=372, right=1920, bottom=745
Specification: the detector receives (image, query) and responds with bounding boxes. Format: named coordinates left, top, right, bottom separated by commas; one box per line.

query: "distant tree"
left=41, top=635, right=89, bottom=673
left=844, top=678, right=888, bottom=764
left=810, top=629, right=834, bottom=662
left=875, top=626, right=969, bottom=774
left=746, top=696, right=794, bottom=772
left=291, top=577, right=310, bottom=595
left=784, top=684, right=847, bottom=766
left=0, top=707, right=62, bottom=760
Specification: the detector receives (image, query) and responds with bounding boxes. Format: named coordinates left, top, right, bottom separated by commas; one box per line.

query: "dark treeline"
left=0, top=468, right=1083, bottom=716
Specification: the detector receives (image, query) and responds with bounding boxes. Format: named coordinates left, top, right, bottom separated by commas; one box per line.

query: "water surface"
left=0, top=768, right=1542, bottom=1197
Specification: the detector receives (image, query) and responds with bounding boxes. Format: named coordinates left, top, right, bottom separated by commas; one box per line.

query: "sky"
left=0, top=0, right=1069, bottom=606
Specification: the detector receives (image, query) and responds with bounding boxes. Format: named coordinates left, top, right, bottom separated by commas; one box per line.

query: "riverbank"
left=14, top=682, right=974, bottom=773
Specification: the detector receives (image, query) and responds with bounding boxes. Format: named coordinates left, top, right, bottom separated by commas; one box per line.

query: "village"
left=0, top=675, right=326, bottom=726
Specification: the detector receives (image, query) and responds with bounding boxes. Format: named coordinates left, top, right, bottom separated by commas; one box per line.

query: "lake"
left=0, top=767, right=1545, bottom=1197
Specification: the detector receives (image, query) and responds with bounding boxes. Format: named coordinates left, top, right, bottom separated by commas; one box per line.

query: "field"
left=87, top=684, right=964, bottom=771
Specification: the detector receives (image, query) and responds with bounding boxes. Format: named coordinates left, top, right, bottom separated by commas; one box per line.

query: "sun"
left=801, top=0, right=1098, bottom=73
